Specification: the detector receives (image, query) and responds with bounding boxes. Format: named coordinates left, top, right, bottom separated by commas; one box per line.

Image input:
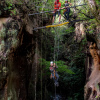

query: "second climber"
left=62, top=0, right=72, bottom=22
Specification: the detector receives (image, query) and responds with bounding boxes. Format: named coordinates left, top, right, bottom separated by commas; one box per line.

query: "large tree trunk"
left=84, top=43, right=100, bottom=100
left=88, top=0, right=100, bottom=23
left=84, top=26, right=100, bottom=99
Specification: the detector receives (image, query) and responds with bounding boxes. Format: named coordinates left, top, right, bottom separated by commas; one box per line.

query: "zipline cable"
left=29, top=4, right=87, bottom=16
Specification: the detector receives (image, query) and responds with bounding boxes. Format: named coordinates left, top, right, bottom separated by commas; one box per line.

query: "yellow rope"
left=46, top=22, right=69, bottom=28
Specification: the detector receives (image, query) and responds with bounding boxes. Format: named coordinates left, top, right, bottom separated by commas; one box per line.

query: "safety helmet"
left=65, top=0, right=68, bottom=1
left=50, top=61, right=53, bottom=64
left=57, top=0, right=59, bottom=2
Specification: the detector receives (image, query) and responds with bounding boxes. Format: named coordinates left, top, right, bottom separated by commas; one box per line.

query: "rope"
left=34, top=2, right=38, bottom=99
left=35, top=38, right=37, bottom=100
left=53, top=27, right=57, bottom=100
left=57, top=28, right=59, bottom=65
left=54, top=27, right=56, bottom=63
left=40, top=3, right=44, bottom=99
left=44, top=28, right=48, bottom=99
left=53, top=27, right=60, bottom=65
left=41, top=36, right=43, bottom=100
left=53, top=27, right=60, bottom=100
left=28, top=4, right=87, bottom=15
left=55, top=84, right=56, bottom=100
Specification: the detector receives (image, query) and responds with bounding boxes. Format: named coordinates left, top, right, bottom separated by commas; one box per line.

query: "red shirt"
left=54, top=1, right=61, bottom=9
left=50, top=66, right=53, bottom=70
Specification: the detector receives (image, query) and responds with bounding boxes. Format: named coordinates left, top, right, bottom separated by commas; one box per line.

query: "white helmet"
left=65, top=0, right=68, bottom=1
left=50, top=61, right=53, bottom=64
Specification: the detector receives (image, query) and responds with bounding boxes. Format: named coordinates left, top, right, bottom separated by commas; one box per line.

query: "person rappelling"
left=50, top=61, right=54, bottom=79
left=50, top=62, right=59, bottom=86
left=52, top=0, right=61, bottom=25
left=53, top=63, right=59, bottom=86
left=62, top=0, right=72, bottom=22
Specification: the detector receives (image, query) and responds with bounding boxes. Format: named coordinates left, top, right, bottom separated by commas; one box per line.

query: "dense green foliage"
left=35, top=22, right=86, bottom=99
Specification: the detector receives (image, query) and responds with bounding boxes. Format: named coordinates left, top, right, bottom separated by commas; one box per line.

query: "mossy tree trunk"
left=88, top=0, right=100, bottom=24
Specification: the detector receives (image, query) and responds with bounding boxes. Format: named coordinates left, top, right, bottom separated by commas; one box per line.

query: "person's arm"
left=49, top=67, right=51, bottom=71
left=61, top=7, right=66, bottom=9
left=68, top=2, right=72, bottom=6
left=56, top=65, right=58, bottom=68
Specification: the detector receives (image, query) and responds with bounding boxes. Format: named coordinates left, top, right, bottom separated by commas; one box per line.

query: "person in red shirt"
left=50, top=61, right=54, bottom=79
left=52, top=0, right=61, bottom=25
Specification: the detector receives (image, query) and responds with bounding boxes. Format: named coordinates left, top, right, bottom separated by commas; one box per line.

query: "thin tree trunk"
left=34, top=39, right=38, bottom=100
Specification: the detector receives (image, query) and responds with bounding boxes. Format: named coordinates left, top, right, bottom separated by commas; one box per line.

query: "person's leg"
left=50, top=74, right=52, bottom=79
left=54, top=79, right=59, bottom=86
left=54, top=78, right=57, bottom=86
left=52, top=10, right=56, bottom=24
left=58, top=11, right=61, bottom=23
left=67, top=8, right=70, bottom=20
left=52, top=16, right=55, bottom=24
left=52, top=73, right=54, bottom=78
left=64, top=11, right=67, bottom=20
left=54, top=73, right=57, bottom=85
left=56, top=72, right=59, bottom=86
left=56, top=72, right=59, bottom=81
left=59, top=14, right=61, bottom=23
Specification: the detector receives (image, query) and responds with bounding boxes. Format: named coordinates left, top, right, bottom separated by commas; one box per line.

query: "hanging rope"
left=57, top=27, right=59, bottom=65
left=55, top=84, right=56, bottom=100
left=40, top=6, right=44, bottom=100
left=40, top=37, right=43, bottom=97
left=53, top=27, right=57, bottom=63
left=34, top=1, right=39, bottom=99
left=53, top=26, right=60, bottom=100
left=53, top=27, right=60, bottom=65
left=54, top=28, right=57, bottom=100
left=34, top=37, right=38, bottom=100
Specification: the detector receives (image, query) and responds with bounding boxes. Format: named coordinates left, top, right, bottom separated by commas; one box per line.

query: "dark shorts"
left=53, top=10, right=61, bottom=17
left=65, top=7, right=70, bottom=13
